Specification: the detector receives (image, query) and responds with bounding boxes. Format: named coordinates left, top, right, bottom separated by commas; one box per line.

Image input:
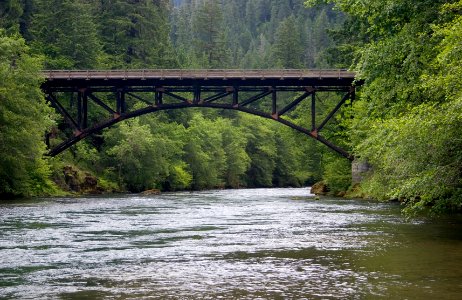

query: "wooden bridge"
left=42, top=69, right=361, bottom=159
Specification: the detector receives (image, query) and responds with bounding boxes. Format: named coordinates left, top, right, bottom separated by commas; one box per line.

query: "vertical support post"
left=193, top=85, right=201, bottom=104
left=271, top=87, right=277, bottom=117
left=117, top=88, right=125, bottom=114
left=155, top=88, right=163, bottom=106
left=350, top=86, right=356, bottom=104
left=233, top=86, right=238, bottom=107
left=77, top=89, right=82, bottom=130
left=311, top=91, right=316, bottom=131
left=81, top=88, right=88, bottom=129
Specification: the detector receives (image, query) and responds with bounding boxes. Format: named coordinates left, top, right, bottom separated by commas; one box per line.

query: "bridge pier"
left=352, top=159, right=371, bottom=184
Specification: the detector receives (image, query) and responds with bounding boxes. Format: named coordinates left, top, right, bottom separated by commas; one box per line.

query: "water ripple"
left=0, top=188, right=461, bottom=299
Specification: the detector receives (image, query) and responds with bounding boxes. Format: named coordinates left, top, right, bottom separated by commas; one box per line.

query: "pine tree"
left=273, top=16, right=304, bottom=68
left=30, top=0, right=103, bottom=69
left=191, top=0, right=228, bottom=68
left=0, top=0, right=23, bottom=34
left=96, top=0, right=177, bottom=68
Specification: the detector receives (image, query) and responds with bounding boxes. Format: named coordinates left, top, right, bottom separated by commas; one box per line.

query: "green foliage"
left=102, top=117, right=185, bottom=192
left=307, top=0, right=462, bottom=214
left=221, top=120, right=251, bottom=188
left=239, top=115, right=277, bottom=187
left=323, top=155, right=351, bottom=194
left=191, top=0, right=228, bottom=68
left=273, top=16, right=304, bottom=68
left=0, top=31, right=56, bottom=197
left=96, top=0, right=177, bottom=68
left=172, top=0, right=343, bottom=69
left=30, top=0, right=103, bottom=69
left=184, top=113, right=226, bottom=189
left=0, top=0, right=23, bottom=34
left=167, top=162, right=193, bottom=191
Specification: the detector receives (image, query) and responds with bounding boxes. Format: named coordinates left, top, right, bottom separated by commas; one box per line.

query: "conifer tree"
left=273, top=16, right=304, bottom=68
left=30, top=0, right=103, bottom=69
left=96, top=0, right=177, bottom=68
left=191, top=0, right=229, bottom=68
left=0, top=0, right=23, bottom=34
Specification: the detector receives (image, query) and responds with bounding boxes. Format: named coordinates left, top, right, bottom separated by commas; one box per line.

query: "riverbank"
left=310, top=180, right=369, bottom=199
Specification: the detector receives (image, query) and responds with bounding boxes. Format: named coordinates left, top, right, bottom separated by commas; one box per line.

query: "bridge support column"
left=352, top=159, right=372, bottom=184
left=80, top=88, right=88, bottom=129
left=311, top=91, right=316, bottom=131
left=232, top=86, right=238, bottom=106
left=193, top=85, right=201, bottom=104
left=117, top=89, right=126, bottom=113
left=271, top=87, right=277, bottom=117
left=76, top=88, right=88, bottom=130
left=155, top=88, right=163, bottom=105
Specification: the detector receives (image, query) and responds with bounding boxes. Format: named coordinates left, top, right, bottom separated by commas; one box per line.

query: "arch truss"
left=41, top=69, right=361, bottom=160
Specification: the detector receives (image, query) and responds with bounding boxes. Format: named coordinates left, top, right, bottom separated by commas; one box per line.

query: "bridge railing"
left=42, top=69, right=356, bottom=80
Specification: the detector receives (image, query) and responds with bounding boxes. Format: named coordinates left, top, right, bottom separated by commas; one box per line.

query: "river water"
left=1, top=188, right=461, bottom=299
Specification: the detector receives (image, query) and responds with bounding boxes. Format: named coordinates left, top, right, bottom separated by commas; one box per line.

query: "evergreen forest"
left=1, top=0, right=462, bottom=215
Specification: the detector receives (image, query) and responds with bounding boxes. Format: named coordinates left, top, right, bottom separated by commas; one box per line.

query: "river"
left=1, top=188, right=461, bottom=299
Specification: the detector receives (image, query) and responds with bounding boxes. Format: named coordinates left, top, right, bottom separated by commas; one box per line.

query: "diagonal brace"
left=316, top=90, right=352, bottom=132
left=239, top=90, right=272, bottom=107
left=278, top=91, right=313, bottom=117
left=87, top=93, right=117, bottom=114
left=163, top=91, right=189, bottom=103
left=204, top=91, right=232, bottom=103
left=126, top=92, right=153, bottom=105
left=47, top=94, right=80, bottom=130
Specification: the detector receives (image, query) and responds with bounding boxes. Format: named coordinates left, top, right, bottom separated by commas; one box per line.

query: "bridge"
left=41, top=69, right=362, bottom=159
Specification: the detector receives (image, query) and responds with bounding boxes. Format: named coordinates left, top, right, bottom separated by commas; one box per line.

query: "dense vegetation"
left=1, top=0, right=462, bottom=215
left=306, top=0, right=462, bottom=214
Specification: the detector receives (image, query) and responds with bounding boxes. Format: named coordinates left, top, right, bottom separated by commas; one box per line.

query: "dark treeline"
left=170, top=0, right=342, bottom=68
left=0, top=0, right=350, bottom=198
left=2, top=0, right=461, bottom=215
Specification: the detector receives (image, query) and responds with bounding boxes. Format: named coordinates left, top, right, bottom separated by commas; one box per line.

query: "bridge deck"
left=42, top=69, right=358, bottom=89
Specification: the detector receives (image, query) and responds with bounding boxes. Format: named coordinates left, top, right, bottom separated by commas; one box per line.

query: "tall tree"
left=97, top=0, right=177, bottom=68
left=184, top=114, right=226, bottom=189
left=272, top=16, right=304, bottom=68
left=0, top=0, right=23, bottom=34
left=30, top=0, right=103, bottom=69
left=103, top=118, right=170, bottom=192
left=191, top=0, right=229, bottom=68
left=0, top=31, right=56, bottom=197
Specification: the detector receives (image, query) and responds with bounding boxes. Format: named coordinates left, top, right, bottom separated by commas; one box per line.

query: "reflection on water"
left=0, top=188, right=461, bottom=299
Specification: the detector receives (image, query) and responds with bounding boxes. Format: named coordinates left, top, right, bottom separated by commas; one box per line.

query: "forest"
left=1, top=0, right=462, bottom=215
